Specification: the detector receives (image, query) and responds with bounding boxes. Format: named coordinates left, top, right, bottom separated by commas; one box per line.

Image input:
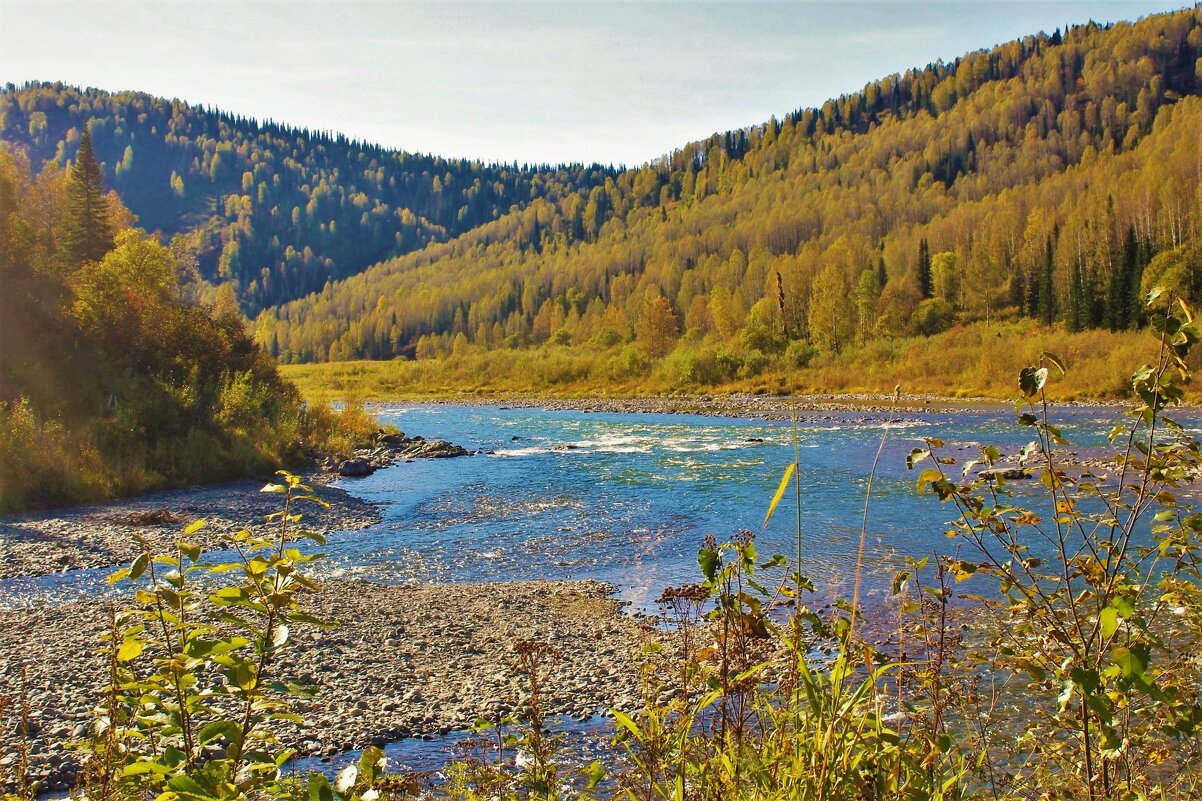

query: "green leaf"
left=1112, top=595, right=1136, bottom=619
left=117, top=640, right=145, bottom=662
left=308, top=774, right=334, bottom=801
left=166, top=773, right=216, bottom=801
left=698, top=546, right=719, bottom=582
left=763, top=462, right=795, bottom=529
left=1100, top=607, right=1119, bottom=639
left=120, top=761, right=171, bottom=776
left=1019, top=366, right=1048, bottom=398
left=197, top=720, right=242, bottom=746
left=582, top=759, right=605, bottom=789
left=1112, top=645, right=1149, bottom=679
left=184, top=519, right=206, bottom=536
left=228, top=661, right=257, bottom=690
left=610, top=709, right=646, bottom=744
left=129, top=552, right=150, bottom=582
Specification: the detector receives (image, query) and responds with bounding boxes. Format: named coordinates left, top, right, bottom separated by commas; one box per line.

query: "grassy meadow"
left=280, top=320, right=1175, bottom=404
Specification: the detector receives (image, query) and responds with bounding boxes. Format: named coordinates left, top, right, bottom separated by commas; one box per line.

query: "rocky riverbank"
left=400, top=390, right=1142, bottom=421
left=0, top=476, right=380, bottom=583
left=0, top=579, right=648, bottom=794
left=422, top=391, right=992, bottom=421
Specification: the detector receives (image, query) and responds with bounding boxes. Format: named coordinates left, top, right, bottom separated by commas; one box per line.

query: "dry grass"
left=280, top=321, right=1189, bottom=404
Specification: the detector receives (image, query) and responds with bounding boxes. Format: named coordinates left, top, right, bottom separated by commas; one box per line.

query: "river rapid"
left=322, top=402, right=1172, bottom=608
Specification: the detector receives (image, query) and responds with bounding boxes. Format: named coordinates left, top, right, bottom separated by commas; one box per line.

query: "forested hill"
left=0, top=83, right=617, bottom=312
left=259, top=8, right=1202, bottom=369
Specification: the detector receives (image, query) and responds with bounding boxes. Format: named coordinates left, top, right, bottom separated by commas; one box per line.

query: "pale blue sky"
left=0, top=1, right=1189, bottom=166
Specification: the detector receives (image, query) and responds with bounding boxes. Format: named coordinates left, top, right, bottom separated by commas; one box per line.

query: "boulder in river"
left=979, top=467, right=1032, bottom=481
left=402, top=439, right=470, bottom=458
left=337, top=458, right=375, bottom=477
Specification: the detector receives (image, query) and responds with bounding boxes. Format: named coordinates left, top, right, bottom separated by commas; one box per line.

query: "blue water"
left=313, top=403, right=1166, bottom=609
left=5, top=402, right=1194, bottom=611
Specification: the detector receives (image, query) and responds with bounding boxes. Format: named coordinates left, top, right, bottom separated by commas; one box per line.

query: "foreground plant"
left=81, top=471, right=338, bottom=801
left=611, top=511, right=970, bottom=798
left=911, top=289, right=1202, bottom=799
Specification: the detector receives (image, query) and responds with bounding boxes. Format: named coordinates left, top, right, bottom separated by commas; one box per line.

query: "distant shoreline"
left=350, top=391, right=1137, bottom=420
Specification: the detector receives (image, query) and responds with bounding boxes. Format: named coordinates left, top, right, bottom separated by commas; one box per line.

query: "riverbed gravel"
left=0, top=476, right=379, bottom=582
left=0, top=578, right=650, bottom=793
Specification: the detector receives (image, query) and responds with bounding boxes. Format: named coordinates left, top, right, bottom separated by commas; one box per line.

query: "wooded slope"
left=257, top=9, right=1202, bottom=372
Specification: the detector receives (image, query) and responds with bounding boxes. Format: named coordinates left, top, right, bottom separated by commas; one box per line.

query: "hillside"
left=0, top=83, right=616, bottom=312
left=0, top=134, right=377, bottom=511
left=258, top=8, right=1202, bottom=386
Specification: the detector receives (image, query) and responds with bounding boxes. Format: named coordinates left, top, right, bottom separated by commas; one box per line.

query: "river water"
left=320, top=402, right=1147, bottom=608
left=294, top=400, right=1188, bottom=780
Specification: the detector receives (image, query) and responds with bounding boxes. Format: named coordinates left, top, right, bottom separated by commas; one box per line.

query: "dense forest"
left=0, top=83, right=616, bottom=313
left=4, top=9, right=1202, bottom=397
left=250, top=8, right=1202, bottom=378
left=0, top=128, right=367, bottom=511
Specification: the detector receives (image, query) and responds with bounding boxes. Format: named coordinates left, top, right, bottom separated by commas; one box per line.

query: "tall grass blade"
left=764, top=461, right=797, bottom=529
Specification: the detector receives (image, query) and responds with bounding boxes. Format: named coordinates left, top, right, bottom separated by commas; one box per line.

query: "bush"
left=660, top=347, right=724, bottom=387
left=784, top=340, right=819, bottom=368
left=912, top=297, right=955, bottom=336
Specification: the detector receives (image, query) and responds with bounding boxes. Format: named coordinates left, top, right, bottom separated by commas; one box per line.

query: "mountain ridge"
left=4, top=8, right=1202, bottom=383
left=256, top=7, right=1202, bottom=375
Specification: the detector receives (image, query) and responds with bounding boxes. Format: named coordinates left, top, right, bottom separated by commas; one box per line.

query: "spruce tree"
left=1038, top=235, right=1056, bottom=324
left=64, top=123, right=114, bottom=265
left=918, top=239, right=933, bottom=298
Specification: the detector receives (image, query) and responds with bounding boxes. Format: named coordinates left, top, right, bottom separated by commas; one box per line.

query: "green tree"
left=64, top=122, right=114, bottom=265
left=917, top=238, right=933, bottom=299
left=853, top=269, right=881, bottom=345
left=1036, top=235, right=1056, bottom=324
left=931, top=251, right=958, bottom=306
left=912, top=297, right=955, bottom=335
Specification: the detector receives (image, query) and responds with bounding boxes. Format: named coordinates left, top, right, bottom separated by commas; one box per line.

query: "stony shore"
left=0, top=578, right=649, bottom=793
left=414, top=390, right=975, bottom=420
left=390, top=391, right=1140, bottom=420
left=0, top=476, right=380, bottom=583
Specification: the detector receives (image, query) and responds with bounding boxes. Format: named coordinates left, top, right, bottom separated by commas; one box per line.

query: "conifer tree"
left=917, top=239, right=933, bottom=298
left=1038, top=235, right=1056, bottom=324
left=64, top=123, right=114, bottom=265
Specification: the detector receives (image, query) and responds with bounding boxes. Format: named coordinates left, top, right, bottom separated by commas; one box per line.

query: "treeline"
left=0, top=83, right=617, bottom=313
left=258, top=9, right=1202, bottom=376
left=0, top=130, right=365, bottom=512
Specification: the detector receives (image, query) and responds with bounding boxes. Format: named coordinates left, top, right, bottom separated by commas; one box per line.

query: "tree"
left=854, top=269, right=881, bottom=345
left=64, top=122, right=114, bottom=265
left=1038, top=236, right=1056, bottom=324
left=917, top=238, right=933, bottom=298
left=912, top=297, right=955, bottom=335
left=807, top=265, right=853, bottom=353
left=636, top=296, right=679, bottom=357
left=931, top=251, right=958, bottom=306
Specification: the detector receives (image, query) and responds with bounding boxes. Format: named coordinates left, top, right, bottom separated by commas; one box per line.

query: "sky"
left=0, top=1, right=1192, bottom=166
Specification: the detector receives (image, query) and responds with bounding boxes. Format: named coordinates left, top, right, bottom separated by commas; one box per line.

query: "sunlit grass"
left=280, top=320, right=1176, bottom=404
